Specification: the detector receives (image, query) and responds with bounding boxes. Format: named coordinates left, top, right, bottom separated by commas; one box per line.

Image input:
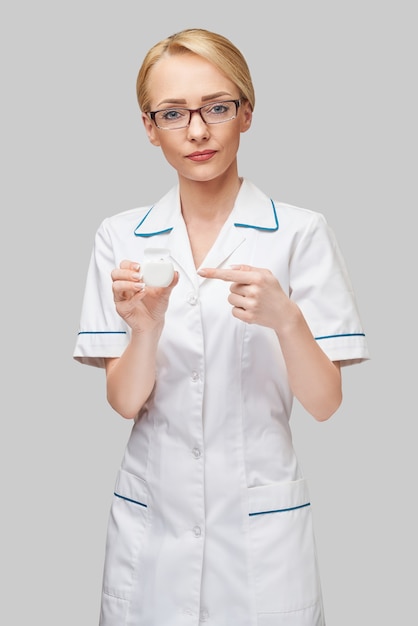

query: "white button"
left=200, top=608, right=209, bottom=621
left=193, top=525, right=202, bottom=538
left=192, top=447, right=201, bottom=459
left=191, top=371, right=200, bottom=382
left=187, top=293, right=198, bottom=305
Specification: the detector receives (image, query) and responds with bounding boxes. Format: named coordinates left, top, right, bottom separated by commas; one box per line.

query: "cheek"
left=223, top=129, right=241, bottom=154
left=158, top=140, right=181, bottom=168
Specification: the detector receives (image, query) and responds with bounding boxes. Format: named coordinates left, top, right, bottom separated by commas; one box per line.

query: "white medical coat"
left=74, top=179, right=369, bottom=626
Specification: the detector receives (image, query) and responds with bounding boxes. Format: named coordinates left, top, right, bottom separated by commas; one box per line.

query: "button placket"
left=200, top=608, right=210, bottom=622
left=180, top=283, right=205, bottom=619
left=192, top=525, right=202, bottom=538
left=192, top=447, right=202, bottom=459
left=187, top=292, right=199, bottom=306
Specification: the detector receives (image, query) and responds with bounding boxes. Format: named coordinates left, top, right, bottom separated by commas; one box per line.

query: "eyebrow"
left=155, top=91, right=234, bottom=108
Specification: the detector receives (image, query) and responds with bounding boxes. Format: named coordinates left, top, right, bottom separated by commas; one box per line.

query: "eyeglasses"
left=148, top=99, right=241, bottom=130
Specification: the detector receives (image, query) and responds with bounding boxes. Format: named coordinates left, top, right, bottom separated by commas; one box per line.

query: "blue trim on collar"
left=134, top=206, right=173, bottom=238
left=135, top=229, right=173, bottom=238
left=234, top=199, right=279, bottom=231
left=133, top=195, right=279, bottom=236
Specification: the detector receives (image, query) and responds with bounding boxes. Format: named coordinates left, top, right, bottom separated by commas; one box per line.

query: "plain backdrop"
left=1, top=1, right=416, bottom=624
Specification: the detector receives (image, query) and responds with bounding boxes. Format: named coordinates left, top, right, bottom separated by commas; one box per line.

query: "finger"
left=228, top=292, right=247, bottom=309
left=170, top=271, right=180, bottom=288
left=119, top=259, right=140, bottom=271
left=113, top=280, right=145, bottom=301
left=197, top=266, right=255, bottom=283
left=229, top=264, right=253, bottom=271
left=111, top=267, right=142, bottom=283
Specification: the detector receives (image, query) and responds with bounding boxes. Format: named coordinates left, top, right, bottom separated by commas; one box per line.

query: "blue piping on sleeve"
left=314, top=332, right=366, bottom=340
left=77, top=331, right=127, bottom=336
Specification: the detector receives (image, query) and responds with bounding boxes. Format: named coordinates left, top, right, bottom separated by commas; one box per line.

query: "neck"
left=179, top=173, right=243, bottom=224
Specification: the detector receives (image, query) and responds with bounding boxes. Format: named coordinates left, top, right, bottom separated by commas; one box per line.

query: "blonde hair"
left=136, top=28, right=255, bottom=113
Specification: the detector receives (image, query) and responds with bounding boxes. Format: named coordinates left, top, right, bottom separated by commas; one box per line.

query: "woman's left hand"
left=198, top=264, right=342, bottom=421
left=197, top=264, right=289, bottom=330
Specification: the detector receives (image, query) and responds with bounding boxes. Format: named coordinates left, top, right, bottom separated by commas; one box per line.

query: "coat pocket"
left=102, top=469, right=149, bottom=603
left=247, top=478, right=322, bottom=615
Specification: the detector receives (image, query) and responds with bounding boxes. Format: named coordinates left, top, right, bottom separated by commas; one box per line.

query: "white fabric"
left=74, top=180, right=369, bottom=625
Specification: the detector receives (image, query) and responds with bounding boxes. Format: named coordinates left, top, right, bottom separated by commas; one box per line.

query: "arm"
left=106, top=260, right=179, bottom=420
left=270, top=300, right=341, bottom=421
left=197, top=265, right=342, bottom=422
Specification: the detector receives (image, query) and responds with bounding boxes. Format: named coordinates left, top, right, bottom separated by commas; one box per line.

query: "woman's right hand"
left=111, top=259, right=179, bottom=333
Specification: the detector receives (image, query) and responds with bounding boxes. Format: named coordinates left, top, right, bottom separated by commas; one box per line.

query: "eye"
left=159, top=108, right=187, bottom=122
left=206, top=102, right=231, bottom=116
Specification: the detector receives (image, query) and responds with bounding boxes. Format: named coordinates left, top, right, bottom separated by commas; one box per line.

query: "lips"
left=186, top=150, right=216, bottom=162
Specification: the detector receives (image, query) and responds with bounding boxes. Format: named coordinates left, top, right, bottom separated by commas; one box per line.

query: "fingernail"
left=197, top=269, right=207, bottom=276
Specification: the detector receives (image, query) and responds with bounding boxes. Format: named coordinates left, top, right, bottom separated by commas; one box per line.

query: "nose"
left=187, top=110, right=209, bottom=140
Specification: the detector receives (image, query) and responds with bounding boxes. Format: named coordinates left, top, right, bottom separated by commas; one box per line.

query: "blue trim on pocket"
left=114, top=492, right=147, bottom=508
left=249, top=502, right=311, bottom=516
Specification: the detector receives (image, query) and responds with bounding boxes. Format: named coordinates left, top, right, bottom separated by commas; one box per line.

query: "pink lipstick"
left=187, top=150, right=216, bottom=162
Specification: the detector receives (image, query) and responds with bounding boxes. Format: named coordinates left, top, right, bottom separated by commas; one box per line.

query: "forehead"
left=147, top=53, right=237, bottom=107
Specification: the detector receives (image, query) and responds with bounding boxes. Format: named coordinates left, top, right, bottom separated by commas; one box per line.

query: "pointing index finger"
left=197, top=265, right=254, bottom=283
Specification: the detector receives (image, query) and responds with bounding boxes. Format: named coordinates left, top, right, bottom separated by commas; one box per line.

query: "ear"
left=240, top=100, right=253, bottom=133
left=142, top=112, right=161, bottom=147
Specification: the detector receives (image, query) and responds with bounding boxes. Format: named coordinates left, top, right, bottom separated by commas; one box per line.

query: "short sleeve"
left=73, top=219, right=130, bottom=368
left=289, top=211, right=369, bottom=366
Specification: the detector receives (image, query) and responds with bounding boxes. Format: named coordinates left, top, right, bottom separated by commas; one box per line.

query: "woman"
left=74, top=28, right=369, bottom=626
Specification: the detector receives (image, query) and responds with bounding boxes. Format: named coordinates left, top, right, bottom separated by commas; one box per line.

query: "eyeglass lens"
left=153, top=100, right=239, bottom=129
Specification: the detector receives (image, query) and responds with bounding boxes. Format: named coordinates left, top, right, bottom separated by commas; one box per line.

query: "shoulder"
left=274, top=201, right=331, bottom=248
left=273, top=198, right=328, bottom=231
left=242, top=179, right=329, bottom=236
left=101, top=205, right=152, bottom=234
left=96, top=185, right=179, bottom=240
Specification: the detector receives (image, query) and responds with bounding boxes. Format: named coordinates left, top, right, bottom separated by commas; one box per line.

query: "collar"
left=133, top=179, right=279, bottom=238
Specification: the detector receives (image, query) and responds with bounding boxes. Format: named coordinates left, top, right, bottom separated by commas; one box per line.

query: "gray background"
left=1, top=1, right=416, bottom=624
